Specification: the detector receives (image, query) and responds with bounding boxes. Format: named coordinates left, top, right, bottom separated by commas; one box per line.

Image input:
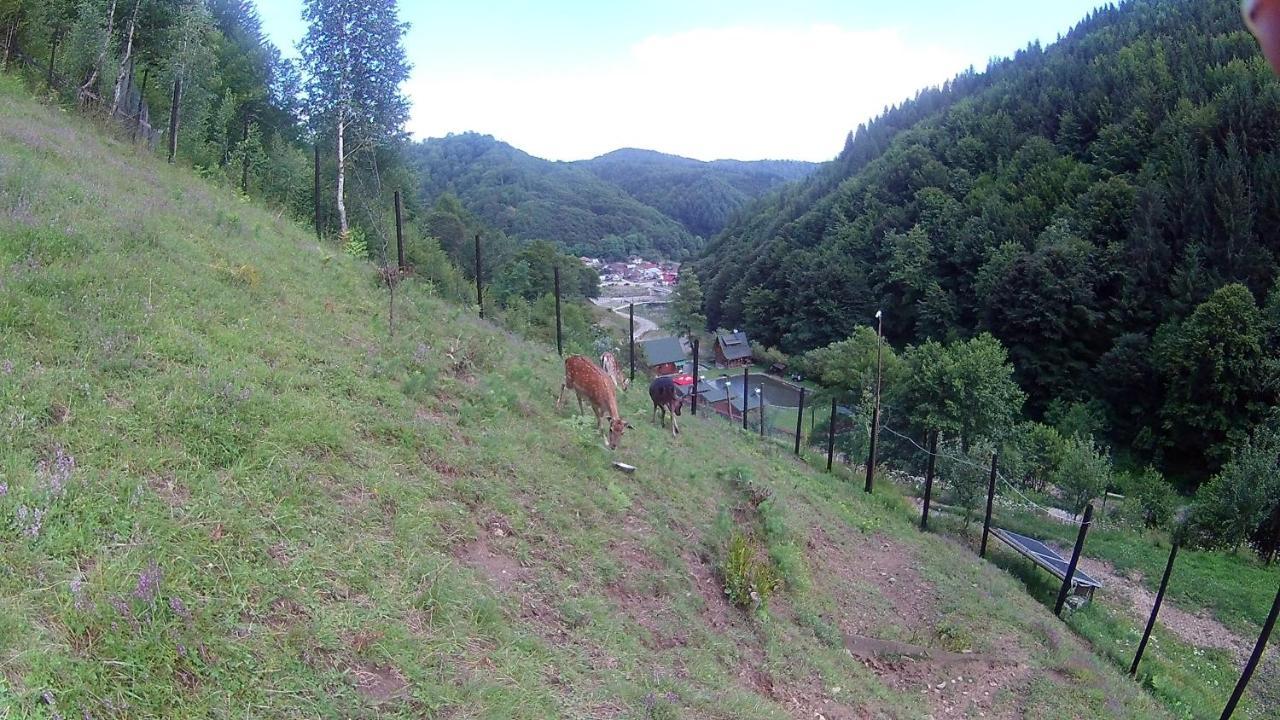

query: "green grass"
left=997, top=506, right=1279, bottom=636
left=922, top=494, right=1278, bottom=719
left=0, top=71, right=1177, bottom=719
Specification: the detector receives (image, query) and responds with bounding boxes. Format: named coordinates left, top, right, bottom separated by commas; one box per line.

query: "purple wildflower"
left=168, top=595, right=191, bottom=620
left=110, top=596, right=132, bottom=619
left=176, top=643, right=187, bottom=656
left=41, top=690, right=55, bottom=705
left=16, top=505, right=45, bottom=538
left=133, top=561, right=163, bottom=603
left=70, top=576, right=89, bottom=610
left=413, top=343, right=430, bottom=364
left=237, top=386, right=252, bottom=402
left=1, top=359, right=12, bottom=374
left=0, top=481, right=7, bottom=496
left=38, top=446, right=75, bottom=498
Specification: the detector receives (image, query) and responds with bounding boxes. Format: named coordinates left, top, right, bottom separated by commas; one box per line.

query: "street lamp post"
left=756, top=388, right=764, bottom=438
left=866, top=310, right=884, bottom=494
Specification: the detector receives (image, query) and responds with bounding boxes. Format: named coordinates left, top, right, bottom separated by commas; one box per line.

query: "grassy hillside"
left=0, top=74, right=1178, bottom=719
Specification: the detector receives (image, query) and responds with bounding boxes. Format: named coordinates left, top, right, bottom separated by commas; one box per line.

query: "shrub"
left=343, top=228, right=369, bottom=259
left=720, top=531, right=781, bottom=610
left=1185, top=420, right=1280, bottom=557
left=1053, top=436, right=1111, bottom=515
left=1121, top=467, right=1176, bottom=530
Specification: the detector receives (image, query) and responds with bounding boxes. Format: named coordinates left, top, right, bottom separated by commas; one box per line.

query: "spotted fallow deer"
left=558, top=355, right=630, bottom=449
left=601, top=351, right=630, bottom=391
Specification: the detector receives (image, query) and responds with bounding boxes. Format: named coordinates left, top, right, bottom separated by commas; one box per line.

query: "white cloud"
left=404, top=24, right=970, bottom=162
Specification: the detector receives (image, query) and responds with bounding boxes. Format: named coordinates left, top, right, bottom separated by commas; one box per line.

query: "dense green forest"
left=577, top=148, right=816, bottom=239
left=410, top=133, right=698, bottom=260
left=697, top=0, right=1280, bottom=482
left=409, top=134, right=817, bottom=260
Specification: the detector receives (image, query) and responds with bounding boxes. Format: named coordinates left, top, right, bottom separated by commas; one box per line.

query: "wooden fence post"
left=313, top=143, right=322, bottom=240
left=167, top=75, right=181, bottom=164
left=629, top=303, right=635, bottom=383
left=394, top=190, right=405, bottom=270
left=794, top=387, right=806, bottom=455
left=826, top=397, right=837, bottom=472
left=1218, top=581, right=1280, bottom=720
left=691, top=339, right=700, bottom=416
left=921, top=430, right=938, bottom=531
left=980, top=452, right=999, bottom=557
left=474, top=234, right=483, bottom=318
left=1055, top=504, right=1094, bottom=617
left=1131, top=541, right=1179, bottom=677
left=742, top=368, right=750, bottom=431
left=865, top=405, right=879, bottom=494
left=553, top=266, right=563, bottom=357
left=240, top=118, right=250, bottom=192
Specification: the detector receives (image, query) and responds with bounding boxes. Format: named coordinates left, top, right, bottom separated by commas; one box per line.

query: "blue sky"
left=258, top=1, right=1106, bottom=162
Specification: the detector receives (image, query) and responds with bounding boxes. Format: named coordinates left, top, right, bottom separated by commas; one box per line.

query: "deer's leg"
left=672, top=412, right=680, bottom=436
left=557, top=382, right=568, bottom=411
left=577, top=392, right=585, bottom=414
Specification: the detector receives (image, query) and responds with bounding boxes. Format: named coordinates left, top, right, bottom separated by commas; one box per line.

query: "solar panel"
left=992, top=529, right=1103, bottom=589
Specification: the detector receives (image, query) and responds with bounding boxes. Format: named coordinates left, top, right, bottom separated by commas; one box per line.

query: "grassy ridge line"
left=0, top=72, right=1168, bottom=719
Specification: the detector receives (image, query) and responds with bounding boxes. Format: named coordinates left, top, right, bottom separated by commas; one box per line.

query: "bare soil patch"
left=345, top=660, right=410, bottom=704
left=454, top=537, right=526, bottom=591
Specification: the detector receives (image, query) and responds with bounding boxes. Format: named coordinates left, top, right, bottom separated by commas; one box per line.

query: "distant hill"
left=578, top=149, right=818, bottom=238
left=409, top=134, right=818, bottom=260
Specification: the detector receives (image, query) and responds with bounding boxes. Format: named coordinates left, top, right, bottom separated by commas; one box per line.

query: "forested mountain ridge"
left=409, top=133, right=818, bottom=260
left=696, top=0, right=1280, bottom=480
left=410, top=133, right=699, bottom=260
left=577, top=148, right=817, bottom=239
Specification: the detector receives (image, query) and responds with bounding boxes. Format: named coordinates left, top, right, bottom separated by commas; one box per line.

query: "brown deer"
left=558, top=355, right=630, bottom=449
left=648, top=376, right=687, bottom=437
left=601, top=351, right=630, bottom=391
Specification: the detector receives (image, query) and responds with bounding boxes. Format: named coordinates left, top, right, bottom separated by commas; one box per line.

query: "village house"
left=639, top=336, right=686, bottom=376
left=714, top=330, right=754, bottom=368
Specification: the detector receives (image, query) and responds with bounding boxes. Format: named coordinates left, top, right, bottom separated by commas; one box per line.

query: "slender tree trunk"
left=240, top=118, right=250, bottom=192
left=48, top=32, right=58, bottom=88
left=336, top=110, right=349, bottom=236
left=167, top=75, right=181, bottom=163
left=110, top=0, right=142, bottom=118
left=79, top=0, right=118, bottom=106
left=2, top=23, right=14, bottom=70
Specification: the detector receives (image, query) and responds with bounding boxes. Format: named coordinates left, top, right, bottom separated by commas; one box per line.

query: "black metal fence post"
left=313, top=143, right=322, bottom=240
left=1219, top=581, right=1280, bottom=720
left=474, top=234, right=483, bottom=318
left=1055, top=504, right=1094, bottom=617
left=864, top=405, right=879, bottom=494
left=394, top=190, right=405, bottom=271
left=980, top=452, right=999, bottom=557
left=742, top=368, right=750, bottom=431
left=1131, top=541, right=1179, bottom=677
left=921, top=430, right=938, bottom=531
left=691, top=339, right=700, bottom=416
left=826, top=397, right=837, bottom=472
left=629, top=303, right=635, bottom=383
left=553, top=266, right=563, bottom=357
left=794, top=387, right=806, bottom=455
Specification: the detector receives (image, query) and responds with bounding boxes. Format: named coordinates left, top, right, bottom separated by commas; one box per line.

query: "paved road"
left=592, top=298, right=661, bottom=341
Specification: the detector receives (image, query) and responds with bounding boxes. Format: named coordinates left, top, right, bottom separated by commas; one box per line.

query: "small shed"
left=714, top=331, right=754, bottom=368
left=640, top=337, right=686, bottom=376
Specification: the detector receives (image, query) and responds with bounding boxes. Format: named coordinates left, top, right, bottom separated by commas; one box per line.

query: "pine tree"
left=670, top=269, right=707, bottom=340
left=299, top=0, right=410, bottom=238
